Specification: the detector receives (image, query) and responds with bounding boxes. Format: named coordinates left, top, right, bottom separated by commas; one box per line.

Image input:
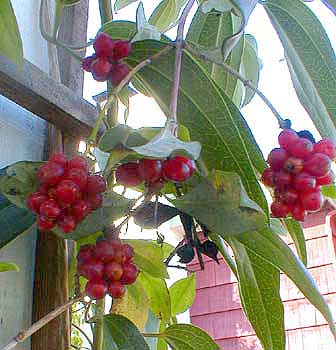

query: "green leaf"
left=263, top=0, right=336, bottom=140
left=98, top=124, right=134, bottom=152
left=321, top=0, right=336, bottom=15
left=138, top=271, right=171, bottom=322
left=126, top=240, right=169, bottom=278
left=103, top=314, right=150, bottom=350
left=101, top=20, right=137, bottom=40
left=127, top=40, right=268, bottom=212
left=201, top=0, right=233, bottom=13
left=321, top=184, right=336, bottom=198
left=227, top=237, right=285, bottom=350
left=270, top=218, right=287, bottom=236
left=133, top=3, right=161, bottom=42
left=231, top=227, right=336, bottom=340
left=170, top=274, right=196, bottom=316
left=157, top=319, right=168, bottom=350
left=114, top=0, right=139, bottom=11
left=171, top=171, right=266, bottom=236
left=284, top=218, right=307, bottom=266
left=162, top=324, right=219, bottom=350
left=52, top=192, right=132, bottom=240
left=0, top=262, right=19, bottom=272
left=0, top=0, right=23, bottom=67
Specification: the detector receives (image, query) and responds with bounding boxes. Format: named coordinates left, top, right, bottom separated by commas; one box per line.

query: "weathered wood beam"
left=0, top=54, right=97, bottom=138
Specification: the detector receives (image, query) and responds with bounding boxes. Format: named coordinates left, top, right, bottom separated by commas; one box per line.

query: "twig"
left=72, top=323, right=94, bottom=349
left=165, top=239, right=185, bottom=266
left=1, top=296, right=83, bottom=350
left=93, top=299, right=105, bottom=350
left=185, top=44, right=289, bottom=129
left=167, top=264, right=191, bottom=272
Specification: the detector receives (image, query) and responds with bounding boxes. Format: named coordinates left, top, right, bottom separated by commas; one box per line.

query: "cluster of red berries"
left=27, top=153, right=107, bottom=233
left=262, top=129, right=336, bottom=221
left=77, top=237, right=139, bottom=300
left=115, top=155, right=196, bottom=190
left=82, top=33, right=131, bottom=86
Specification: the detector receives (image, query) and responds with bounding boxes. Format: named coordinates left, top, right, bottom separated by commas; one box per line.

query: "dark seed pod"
left=200, top=240, right=219, bottom=264
left=176, top=244, right=195, bottom=264
left=297, top=130, right=316, bottom=143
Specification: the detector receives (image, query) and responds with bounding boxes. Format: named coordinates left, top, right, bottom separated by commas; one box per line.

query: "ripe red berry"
left=39, top=199, right=61, bottom=219
left=85, top=278, right=107, bottom=300
left=304, top=153, right=331, bottom=177
left=261, top=168, right=274, bottom=187
left=267, top=148, right=288, bottom=171
left=68, top=156, right=89, bottom=172
left=290, top=204, right=306, bottom=222
left=314, top=138, right=336, bottom=160
left=87, top=193, right=103, bottom=210
left=116, top=163, right=142, bottom=187
left=114, top=249, right=125, bottom=264
left=104, top=261, right=123, bottom=281
left=284, top=157, right=304, bottom=175
left=36, top=162, right=64, bottom=186
left=50, top=153, right=67, bottom=168
left=293, top=172, right=316, bottom=192
left=66, top=168, right=88, bottom=190
left=273, top=170, right=292, bottom=190
left=77, top=244, right=95, bottom=264
left=138, top=159, right=163, bottom=183
left=72, top=200, right=91, bottom=221
left=316, top=172, right=334, bottom=186
left=82, top=55, right=96, bottom=72
left=121, top=244, right=134, bottom=262
left=110, top=40, right=132, bottom=61
left=58, top=214, right=77, bottom=233
left=300, top=191, right=323, bottom=211
left=278, top=129, right=299, bottom=151
left=288, top=137, right=313, bottom=160
left=120, top=263, right=138, bottom=285
left=281, top=189, right=298, bottom=205
left=270, top=201, right=289, bottom=218
left=91, top=57, right=112, bottom=82
left=27, top=192, right=48, bottom=213
left=109, top=63, right=130, bottom=86
left=106, top=237, right=123, bottom=250
left=95, top=240, right=115, bottom=263
left=174, top=156, right=196, bottom=176
left=37, top=215, right=55, bottom=230
left=87, top=175, right=107, bottom=194
left=55, top=180, right=81, bottom=204
left=108, top=281, right=125, bottom=299
left=163, top=157, right=192, bottom=182
left=78, top=259, right=104, bottom=280
left=93, top=33, right=115, bottom=58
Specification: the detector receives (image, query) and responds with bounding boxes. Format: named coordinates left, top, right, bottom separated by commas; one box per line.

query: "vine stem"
left=185, top=44, right=288, bottom=129
left=168, top=0, right=196, bottom=134
left=72, top=323, right=94, bottom=349
left=0, top=296, right=83, bottom=350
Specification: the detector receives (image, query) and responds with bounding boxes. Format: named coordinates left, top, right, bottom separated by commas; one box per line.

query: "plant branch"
left=72, top=323, right=94, bottom=349
left=168, top=0, right=196, bottom=134
left=99, top=0, right=113, bottom=24
left=93, top=299, right=105, bottom=350
left=185, top=44, right=289, bottom=129
left=164, top=239, right=185, bottom=266
left=1, top=296, right=83, bottom=350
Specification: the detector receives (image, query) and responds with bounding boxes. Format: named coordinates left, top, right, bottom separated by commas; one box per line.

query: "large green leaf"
left=284, top=218, right=307, bottom=266
left=169, top=274, right=196, bottom=316
left=171, top=171, right=266, bottom=236
left=103, top=314, right=149, bottom=350
left=162, top=324, right=219, bottom=350
left=114, top=0, right=139, bottom=11
left=101, top=20, right=137, bottom=40
left=0, top=262, right=19, bottom=272
left=263, top=0, right=336, bottom=140
left=227, top=237, right=285, bottom=350
left=0, top=0, right=23, bottom=67
left=126, top=40, right=268, bottom=212
left=230, top=227, right=336, bottom=340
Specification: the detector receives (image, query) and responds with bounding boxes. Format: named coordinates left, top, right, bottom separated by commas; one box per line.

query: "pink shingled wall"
left=188, top=202, right=336, bottom=349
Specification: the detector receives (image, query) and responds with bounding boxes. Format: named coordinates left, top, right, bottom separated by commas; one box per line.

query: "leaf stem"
left=142, top=332, right=162, bottom=338
left=185, top=44, right=289, bottom=129
left=92, top=299, right=105, bottom=350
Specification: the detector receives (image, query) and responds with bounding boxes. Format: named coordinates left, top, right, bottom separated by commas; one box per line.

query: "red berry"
left=281, top=189, right=298, bottom=205
left=163, top=157, right=192, bottom=182
left=106, top=237, right=123, bottom=250
left=39, top=199, right=61, bottom=219
left=82, top=55, right=96, bottom=72
left=87, top=175, right=107, bottom=194
left=91, top=57, right=112, bottom=82
left=316, top=172, right=334, bottom=186
left=110, top=40, right=132, bottom=61
left=77, top=244, right=95, bottom=264
left=300, top=191, right=323, bottom=211
left=278, top=129, right=299, bottom=151
left=120, top=263, right=138, bottom=285
left=55, top=180, right=81, bottom=204
left=93, top=32, right=115, bottom=57
left=73, top=200, right=91, bottom=221
left=50, top=153, right=67, bottom=168
left=304, top=153, right=331, bottom=177
left=261, top=168, right=274, bottom=187
left=27, top=192, right=48, bottom=213
left=87, top=193, right=103, bottom=210
left=288, top=137, right=313, bottom=160
left=58, top=214, right=77, bottom=233
left=267, top=148, right=288, bottom=171
left=274, top=170, right=292, bottom=191
left=66, top=168, right=88, bottom=190
left=173, top=156, right=196, bottom=175
left=284, top=157, right=304, bottom=175
left=290, top=204, right=306, bottom=222
left=138, top=159, right=163, bottom=183
left=108, top=281, right=125, bottom=299
left=95, top=240, right=115, bottom=263
left=85, top=278, right=107, bottom=300
left=271, top=201, right=289, bottom=218
left=109, top=63, right=130, bottom=86
left=78, top=259, right=104, bottom=280
left=121, top=244, right=134, bottom=262
left=37, top=215, right=55, bottom=230
left=293, top=172, right=316, bottom=192
left=104, top=262, right=123, bottom=281
left=116, top=163, right=142, bottom=187
left=114, top=249, right=125, bottom=264
left=36, top=162, right=65, bottom=186
left=314, top=138, right=336, bottom=160
left=68, top=156, right=89, bottom=171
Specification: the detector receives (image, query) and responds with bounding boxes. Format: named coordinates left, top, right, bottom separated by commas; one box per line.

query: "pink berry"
left=91, top=57, right=112, bottom=82
left=108, top=281, right=125, bottom=299
left=300, top=191, right=323, bottom=211
left=271, top=201, right=289, bottom=218
left=137, top=159, right=163, bottom=183
left=261, top=168, right=274, bottom=187
left=174, top=156, right=196, bottom=176
left=163, top=157, right=192, bottom=182
left=27, top=192, right=48, bottom=213
left=87, top=193, right=103, bottom=210
left=87, top=175, right=107, bottom=194
left=278, top=129, right=299, bottom=151
left=78, top=259, right=104, bottom=280
left=314, top=138, right=336, bottom=160
left=72, top=200, right=91, bottom=221
left=55, top=180, right=81, bottom=204
left=93, top=33, right=115, bottom=58
left=39, top=199, right=61, bottom=219
left=66, top=168, right=88, bottom=190
left=288, top=137, right=313, bottom=160
left=50, top=153, right=67, bottom=168
left=273, top=170, right=292, bottom=191
left=77, top=244, right=95, bottom=264
left=120, top=263, right=138, bottom=285
left=304, top=153, right=331, bottom=177
left=104, top=262, right=123, bottom=281
left=68, top=156, right=89, bottom=172
left=95, top=240, right=115, bottom=263
left=82, top=55, right=96, bottom=72
left=267, top=148, right=288, bottom=171
left=281, top=189, right=298, bottom=205
left=110, top=40, right=132, bottom=61
left=293, top=172, right=316, bottom=192
left=109, top=63, right=130, bottom=86
left=284, top=157, right=304, bottom=175
left=85, top=278, right=107, bottom=300
left=37, top=215, right=55, bottom=231
left=316, top=172, right=334, bottom=186
left=116, top=163, right=142, bottom=187
left=290, top=204, right=306, bottom=222
left=121, top=244, right=134, bottom=262
left=36, top=162, right=64, bottom=186
left=58, top=214, right=77, bottom=233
